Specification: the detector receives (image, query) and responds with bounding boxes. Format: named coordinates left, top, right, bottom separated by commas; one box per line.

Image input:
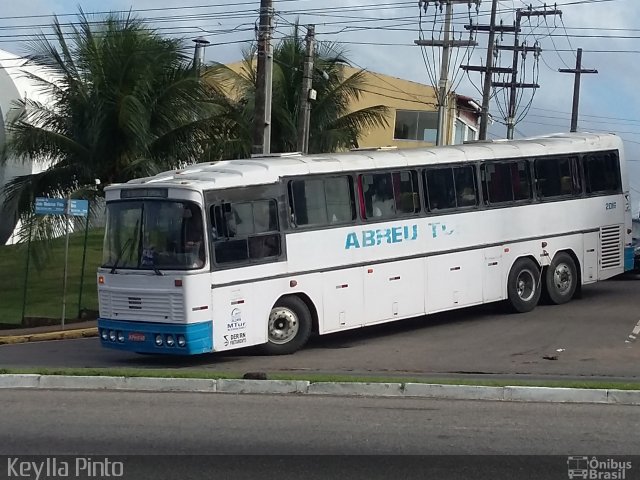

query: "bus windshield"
left=103, top=200, right=205, bottom=271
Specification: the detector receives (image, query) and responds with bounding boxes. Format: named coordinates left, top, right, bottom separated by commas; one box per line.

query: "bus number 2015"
left=606, top=202, right=617, bottom=210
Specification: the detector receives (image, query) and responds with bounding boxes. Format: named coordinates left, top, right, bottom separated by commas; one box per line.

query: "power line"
left=0, top=0, right=627, bottom=34
left=0, top=2, right=634, bottom=43
left=530, top=106, right=640, bottom=124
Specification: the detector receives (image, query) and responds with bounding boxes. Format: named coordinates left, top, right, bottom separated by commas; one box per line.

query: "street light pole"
left=192, top=36, right=210, bottom=75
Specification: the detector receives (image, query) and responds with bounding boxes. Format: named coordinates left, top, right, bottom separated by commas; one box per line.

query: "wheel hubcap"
left=554, top=263, right=573, bottom=294
left=516, top=269, right=536, bottom=301
left=268, top=307, right=299, bottom=345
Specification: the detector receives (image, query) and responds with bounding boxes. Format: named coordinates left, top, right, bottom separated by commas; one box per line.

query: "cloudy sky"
left=1, top=0, right=639, bottom=208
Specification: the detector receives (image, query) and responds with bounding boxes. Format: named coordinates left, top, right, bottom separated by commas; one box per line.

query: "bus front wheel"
left=507, top=258, right=541, bottom=313
left=262, top=296, right=312, bottom=355
left=545, top=252, right=577, bottom=305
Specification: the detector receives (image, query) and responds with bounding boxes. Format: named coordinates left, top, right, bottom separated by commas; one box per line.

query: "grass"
left=0, top=367, right=639, bottom=390
left=0, top=229, right=104, bottom=325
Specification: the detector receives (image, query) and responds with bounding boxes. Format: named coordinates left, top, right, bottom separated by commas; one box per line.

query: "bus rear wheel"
left=262, top=296, right=312, bottom=355
left=545, top=252, right=577, bottom=305
left=507, top=258, right=541, bottom=313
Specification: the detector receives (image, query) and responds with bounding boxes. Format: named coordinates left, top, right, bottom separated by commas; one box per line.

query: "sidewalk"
left=0, top=320, right=98, bottom=345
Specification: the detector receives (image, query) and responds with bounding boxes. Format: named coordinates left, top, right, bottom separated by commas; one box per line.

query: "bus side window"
left=453, top=165, right=477, bottom=207
left=290, top=176, right=355, bottom=226
left=248, top=200, right=281, bottom=260
left=584, top=152, right=620, bottom=195
left=211, top=204, right=248, bottom=263
left=362, top=172, right=395, bottom=218
left=483, top=163, right=511, bottom=203
left=361, top=171, right=418, bottom=219
left=425, top=167, right=456, bottom=210
left=394, top=170, right=420, bottom=214
left=512, top=160, right=532, bottom=201
left=248, top=234, right=280, bottom=259
left=211, top=200, right=281, bottom=265
left=534, top=156, right=580, bottom=199
left=570, top=157, right=583, bottom=194
left=325, top=176, right=355, bottom=223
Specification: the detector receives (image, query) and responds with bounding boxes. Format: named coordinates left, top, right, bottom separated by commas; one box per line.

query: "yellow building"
left=342, top=66, right=481, bottom=149
left=224, top=61, right=480, bottom=150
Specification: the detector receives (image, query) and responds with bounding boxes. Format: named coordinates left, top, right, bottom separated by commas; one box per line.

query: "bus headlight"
left=177, top=335, right=186, bottom=347
left=117, top=331, right=125, bottom=343
left=109, top=330, right=116, bottom=342
left=166, top=335, right=175, bottom=347
left=154, top=334, right=163, bottom=346
left=101, top=330, right=109, bottom=341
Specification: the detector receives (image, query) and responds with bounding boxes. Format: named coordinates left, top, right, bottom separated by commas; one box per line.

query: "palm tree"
left=210, top=24, right=389, bottom=157
left=1, top=10, right=223, bottom=240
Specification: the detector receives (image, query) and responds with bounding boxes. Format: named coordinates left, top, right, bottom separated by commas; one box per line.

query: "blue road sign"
left=34, top=197, right=66, bottom=216
left=68, top=199, right=89, bottom=217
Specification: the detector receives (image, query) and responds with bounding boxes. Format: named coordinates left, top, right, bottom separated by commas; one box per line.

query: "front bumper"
left=98, top=319, right=213, bottom=355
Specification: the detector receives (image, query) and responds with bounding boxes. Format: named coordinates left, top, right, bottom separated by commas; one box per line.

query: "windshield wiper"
left=150, top=261, right=164, bottom=276
left=110, top=237, right=133, bottom=274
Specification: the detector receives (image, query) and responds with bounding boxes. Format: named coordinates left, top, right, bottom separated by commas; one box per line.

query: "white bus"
left=97, top=132, right=633, bottom=355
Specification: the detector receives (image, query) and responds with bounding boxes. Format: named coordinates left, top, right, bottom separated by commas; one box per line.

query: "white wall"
left=0, top=49, right=52, bottom=245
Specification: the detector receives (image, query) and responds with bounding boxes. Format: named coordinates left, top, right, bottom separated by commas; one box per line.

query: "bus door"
left=205, top=185, right=287, bottom=346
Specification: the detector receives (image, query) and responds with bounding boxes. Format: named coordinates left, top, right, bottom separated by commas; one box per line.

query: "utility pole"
left=463, top=3, right=562, bottom=139
left=462, top=0, right=511, bottom=139
left=479, top=0, right=499, bottom=140
left=415, top=1, right=477, bottom=146
left=494, top=7, right=560, bottom=139
left=504, top=12, right=525, bottom=140
left=559, top=48, right=597, bottom=132
left=297, top=25, right=315, bottom=154
left=252, top=0, right=274, bottom=155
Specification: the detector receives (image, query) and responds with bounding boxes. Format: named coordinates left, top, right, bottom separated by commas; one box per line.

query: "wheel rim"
left=268, top=307, right=299, bottom=345
left=516, top=269, right=536, bottom=302
left=553, top=262, right=573, bottom=294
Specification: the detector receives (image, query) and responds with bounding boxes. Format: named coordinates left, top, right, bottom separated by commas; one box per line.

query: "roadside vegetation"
left=0, top=229, right=103, bottom=326
left=1, top=11, right=388, bottom=245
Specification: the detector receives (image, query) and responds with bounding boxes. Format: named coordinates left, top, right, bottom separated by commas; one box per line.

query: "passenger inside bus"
left=364, top=174, right=395, bottom=217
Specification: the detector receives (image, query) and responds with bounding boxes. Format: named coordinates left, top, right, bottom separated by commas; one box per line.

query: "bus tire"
left=262, top=296, right=312, bottom=355
left=507, top=258, right=541, bottom=313
left=545, top=252, right=577, bottom=305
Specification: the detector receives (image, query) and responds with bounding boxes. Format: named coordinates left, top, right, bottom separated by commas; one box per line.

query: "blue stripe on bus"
left=624, top=246, right=635, bottom=272
left=98, top=318, right=213, bottom=355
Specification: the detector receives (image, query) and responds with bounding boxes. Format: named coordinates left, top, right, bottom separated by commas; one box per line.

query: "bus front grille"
left=99, top=290, right=185, bottom=322
left=600, top=225, right=622, bottom=269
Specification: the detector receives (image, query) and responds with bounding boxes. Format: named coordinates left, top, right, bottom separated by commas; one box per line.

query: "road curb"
left=503, top=385, right=609, bottom=403
left=308, top=382, right=403, bottom=396
left=404, top=383, right=505, bottom=401
left=0, top=328, right=98, bottom=345
left=1, top=375, right=639, bottom=405
left=217, top=379, right=309, bottom=394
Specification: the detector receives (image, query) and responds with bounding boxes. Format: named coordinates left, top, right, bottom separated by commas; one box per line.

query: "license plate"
left=128, top=332, right=146, bottom=342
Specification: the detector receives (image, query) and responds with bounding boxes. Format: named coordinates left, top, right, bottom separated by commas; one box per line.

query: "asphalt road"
left=8, top=389, right=636, bottom=454
left=1, top=277, right=639, bottom=380
left=1, top=389, right=639, bottom=479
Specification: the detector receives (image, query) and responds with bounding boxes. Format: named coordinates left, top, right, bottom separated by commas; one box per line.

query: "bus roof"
left=108, top=132, right=623, bottom=193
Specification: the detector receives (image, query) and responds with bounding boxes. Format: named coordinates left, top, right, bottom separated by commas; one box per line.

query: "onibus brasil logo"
left=567, top=456, right=632, bottom=479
